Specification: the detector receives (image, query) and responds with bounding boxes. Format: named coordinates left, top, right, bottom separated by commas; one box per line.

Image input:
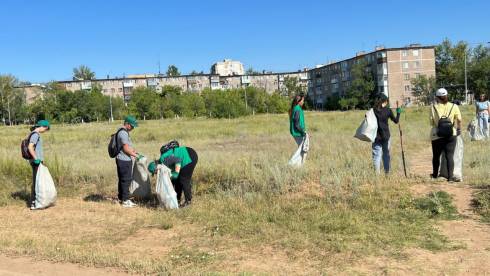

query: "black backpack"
left=160, top=140, right=180, bottom=155
left=108, top=128, right=128, bottom=158
left=20, top=132, right=38, bottom=160
left=433, top=104, right=455, bottom=138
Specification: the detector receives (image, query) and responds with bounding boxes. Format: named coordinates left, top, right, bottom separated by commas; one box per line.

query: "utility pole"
left=109, top=90, right=114, bottom=123
left=464, top=48, right=468, bottom=104
left=244, top=89, right=248, bottom=111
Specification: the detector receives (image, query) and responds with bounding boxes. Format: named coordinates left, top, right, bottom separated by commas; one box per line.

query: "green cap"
left=148, top=161, right=156, bottom=174
left=124, top=116, right=138, bottom=128
left=35, top=120, right=50, bottom=130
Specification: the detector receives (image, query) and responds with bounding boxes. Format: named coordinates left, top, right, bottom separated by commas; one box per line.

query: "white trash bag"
left=354, top=108, right=378, bottom=142
left=155, top=164, right=179, bottom=209
left=34, top=164, right=57, bottom=209
left=288, top=134, right=310, bottom=167
left=467, top=118, right=484, bottom=141
left=129, top=156, right=152, bottom=199
left=439, top=135, right=464, bottom=181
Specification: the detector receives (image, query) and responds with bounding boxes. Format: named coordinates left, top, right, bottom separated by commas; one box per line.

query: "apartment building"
left=57, top=70, right=308, bottom=102
left=211, top=59, right=245, bottom=76
left=308, top=45, right=436, bottom=107
left=51, top=44, right=435, bottom=107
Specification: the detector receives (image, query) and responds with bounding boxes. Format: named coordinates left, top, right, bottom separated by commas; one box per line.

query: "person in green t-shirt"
left=289, top=94, right=308, bottom=163
left=289, top=94, right=307, bottom=141
left=148, top=144, right=198, bottom=207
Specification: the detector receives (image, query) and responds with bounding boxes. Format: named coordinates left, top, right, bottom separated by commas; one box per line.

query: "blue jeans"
left=478, top=112, right=489, bottom=138
left=372, top=139, right=391, bottom=174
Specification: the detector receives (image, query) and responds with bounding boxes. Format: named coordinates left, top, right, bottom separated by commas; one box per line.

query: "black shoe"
left=448, top=177, right=462, bottom=183
left=179, top=201, right=191, bottom=208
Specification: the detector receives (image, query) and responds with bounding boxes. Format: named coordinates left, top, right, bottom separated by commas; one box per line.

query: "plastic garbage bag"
left=34, top=164, right=57, bottom=209
left=129, top=156, right=151, bottom=199
left=439, top=136, right=463, bottom=181
left=467, top=118, right=484, bottom=141
left=288, top=134, right=309, bottom=166
left=354, top=108, right=378, bottom=142
left=155, top=164, right=179, bottom=209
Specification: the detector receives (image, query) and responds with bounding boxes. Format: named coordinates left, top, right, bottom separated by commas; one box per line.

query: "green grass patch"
left=472, top=185, right=490, bottom=222
left=412, top=191, right=459, bottom=220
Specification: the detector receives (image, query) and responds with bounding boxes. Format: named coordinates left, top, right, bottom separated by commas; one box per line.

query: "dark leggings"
left=31, top=163, right=39, bottom=204
left=432, top=136, right=457, bottom=179
left=172, top=147, right=198, bottom=203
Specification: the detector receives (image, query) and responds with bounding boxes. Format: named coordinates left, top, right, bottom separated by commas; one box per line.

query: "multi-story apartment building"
left=211, top=59, right=245, bottom=76
left=41, top=44, right=435, bottom=107
left=308, top=45, right=435, bottom=107
left=57, top=70, right=309, bottom=102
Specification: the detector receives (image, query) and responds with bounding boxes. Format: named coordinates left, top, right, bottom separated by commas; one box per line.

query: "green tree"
left=73, top=65, right=96, bottom=80
left=246, top=67, right=261, bottom=75
left=128, top=87, right=158, bottom=120
left=341, top=60, right=376, bottom=110
left=468, top=45, right=490, bottom=97
left=411, top=75, right=436, bottom=105
left=283, top=76, right=305, bottom=97
left=0, top=75, right=28, bottom=125
left=166, top=65, right=181, bottom=77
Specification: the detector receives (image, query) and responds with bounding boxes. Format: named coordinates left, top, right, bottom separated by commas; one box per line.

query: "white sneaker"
left=121, top=200, right=137, bottom=208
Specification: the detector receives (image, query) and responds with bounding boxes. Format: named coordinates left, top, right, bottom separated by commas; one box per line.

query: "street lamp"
left=109, top=89, right=114, bottom=123
left=464, top=41, right=490, bottom=104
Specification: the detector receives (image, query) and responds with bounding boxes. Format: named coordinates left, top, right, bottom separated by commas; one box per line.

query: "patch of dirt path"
left=350, top=146, right=490, bottom=275
left=0, top=255, right=127, bottom=276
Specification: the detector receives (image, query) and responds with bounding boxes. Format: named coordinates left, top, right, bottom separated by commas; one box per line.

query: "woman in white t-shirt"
left=475, top=94, right=490, bottom=138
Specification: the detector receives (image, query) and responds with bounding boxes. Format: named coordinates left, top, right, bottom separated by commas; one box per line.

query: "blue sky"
left=1, top=0, right=490, bottom=83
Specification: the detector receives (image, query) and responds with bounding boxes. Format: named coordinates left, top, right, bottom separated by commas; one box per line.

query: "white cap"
left=436, top=88, right=448, bottom=97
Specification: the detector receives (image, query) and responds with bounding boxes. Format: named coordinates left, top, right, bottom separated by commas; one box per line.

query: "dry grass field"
left=0, top=107, right=489, bottom=275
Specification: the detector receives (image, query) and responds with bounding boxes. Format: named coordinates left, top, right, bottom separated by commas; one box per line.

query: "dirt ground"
left=0, top=255, right=125, bottom=276
left=345, top=147, right=490, bottom=275
left=1, top=148, right=489, bottom=275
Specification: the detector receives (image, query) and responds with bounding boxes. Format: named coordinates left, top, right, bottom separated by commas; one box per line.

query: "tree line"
left=0, top=80, right=291, bottom=124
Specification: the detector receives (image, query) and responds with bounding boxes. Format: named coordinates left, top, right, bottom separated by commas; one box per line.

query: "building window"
left=414, top=61, right=421, bottom=68
left=412, top=50, right=419, bottom=57
left=404, top=74, right=410, bottom=80
left=402, top=62, right=409, bottom=70
left=402, top=50, right=408, bottom=57
left=404, top=85, right=411, bottom=92
left=415, top=73, right=421, bottom=79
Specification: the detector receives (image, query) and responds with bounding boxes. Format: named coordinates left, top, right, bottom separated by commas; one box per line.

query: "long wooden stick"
left=397, top=101, right=408, bottom=177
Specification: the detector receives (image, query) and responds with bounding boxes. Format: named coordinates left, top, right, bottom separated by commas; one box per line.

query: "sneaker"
left=121, top=200, right=137, bottom=208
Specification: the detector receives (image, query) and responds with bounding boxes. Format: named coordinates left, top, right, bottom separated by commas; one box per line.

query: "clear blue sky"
left=1, top=0, right=489, bottom=83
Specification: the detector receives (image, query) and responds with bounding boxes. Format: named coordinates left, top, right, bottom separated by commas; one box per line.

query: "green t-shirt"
left=290, top=105, right=306, bottom=137
left=159, top=146, right=192, bottom=170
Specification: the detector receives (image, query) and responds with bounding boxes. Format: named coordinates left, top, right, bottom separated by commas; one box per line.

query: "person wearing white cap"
left=430, top=88, right=462, bottom=182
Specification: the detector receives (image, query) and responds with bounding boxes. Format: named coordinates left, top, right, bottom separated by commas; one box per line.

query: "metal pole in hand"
left=397, top=101, right=408, bottom=177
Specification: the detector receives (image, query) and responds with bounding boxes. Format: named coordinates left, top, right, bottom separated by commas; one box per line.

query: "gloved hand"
left=456, top=128, right=461, bottom=136
left=396, top=107, right=403, bottom=114
left=148, top=161, right=156, bottom=175
left=33, top=159, right=41, bottom=165
left=171, top=171, right=179, bottom=179
left=136, top=154, right=144, bottom=161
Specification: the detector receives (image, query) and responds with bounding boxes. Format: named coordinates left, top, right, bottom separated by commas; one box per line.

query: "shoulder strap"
left=432, top=104, right=440, bottom=117
left=446, top=103, right=455, bottom=117
left=28, top=132, right=40, bottom=146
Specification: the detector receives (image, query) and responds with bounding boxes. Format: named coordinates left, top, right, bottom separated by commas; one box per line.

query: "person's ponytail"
left=289, top=95, right=304, bottom=118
